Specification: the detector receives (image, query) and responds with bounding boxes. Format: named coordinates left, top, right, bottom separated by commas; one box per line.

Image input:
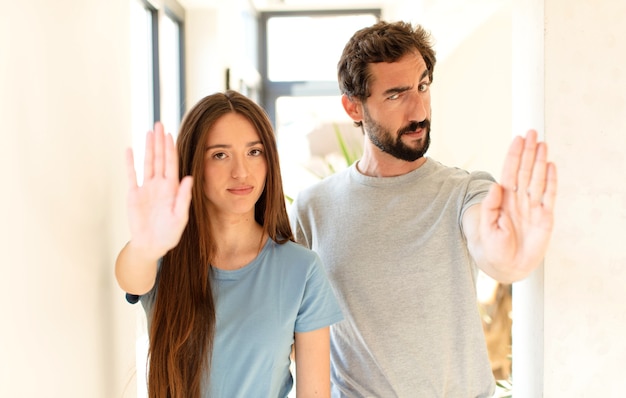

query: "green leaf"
left=333, top=123, right=360, bottom=166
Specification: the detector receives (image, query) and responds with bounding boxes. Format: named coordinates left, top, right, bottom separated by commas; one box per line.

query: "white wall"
left=184, top=0, right=259, bottom=107
left=511, top=0, right=626, bottom=396
left=543, top=0, right=626, bottom=395
left=184, top=8, right=224, bottom=103
left=0, top=0, right=135, bottom=397
left=386, top=0, right=512, bottom=177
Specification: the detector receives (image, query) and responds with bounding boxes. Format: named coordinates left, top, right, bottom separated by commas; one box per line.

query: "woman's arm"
left=294, top=327, right=331, bottom=398
left=115, top=122, right=193, bottom=294
left=115, top=241, right=160, bottom=295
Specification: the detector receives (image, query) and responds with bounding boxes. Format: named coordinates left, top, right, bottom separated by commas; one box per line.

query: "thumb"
left=481, top=183, right=503, bottom=230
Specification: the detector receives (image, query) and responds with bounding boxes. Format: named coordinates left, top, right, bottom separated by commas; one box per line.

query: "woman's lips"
left=228, top=186, right=254, bottom=195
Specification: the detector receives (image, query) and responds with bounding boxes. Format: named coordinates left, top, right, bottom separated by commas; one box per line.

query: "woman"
left=115, top=90, right=342, bottom=398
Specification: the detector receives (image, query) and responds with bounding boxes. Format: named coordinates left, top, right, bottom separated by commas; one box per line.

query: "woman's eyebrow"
left=206, top=141, right=263, bottom=150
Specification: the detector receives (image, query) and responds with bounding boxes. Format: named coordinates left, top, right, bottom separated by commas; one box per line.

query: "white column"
left=511, top=0, right=545, bottom=396
left=513, top=0, right=626, bottom=396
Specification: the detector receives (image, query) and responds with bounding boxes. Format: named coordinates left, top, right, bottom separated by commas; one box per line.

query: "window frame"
left=161, top=6, right=186, bottom=131
left=258, top=9, right=381, bottom=126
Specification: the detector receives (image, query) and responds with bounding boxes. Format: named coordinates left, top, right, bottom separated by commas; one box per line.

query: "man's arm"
left=463, top=130, right=558, bottom=283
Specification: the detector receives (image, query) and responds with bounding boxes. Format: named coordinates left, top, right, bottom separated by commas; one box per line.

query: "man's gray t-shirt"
left=289, top=158, right=496, bottom=397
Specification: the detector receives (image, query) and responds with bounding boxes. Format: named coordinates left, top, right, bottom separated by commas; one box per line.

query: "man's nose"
left=409, top=91, right=429, bottom=122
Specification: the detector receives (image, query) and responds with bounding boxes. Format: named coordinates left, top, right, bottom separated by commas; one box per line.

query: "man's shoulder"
left=426, top=158, right=495, bottom=182
left=295, top=167, right=351, bottom=201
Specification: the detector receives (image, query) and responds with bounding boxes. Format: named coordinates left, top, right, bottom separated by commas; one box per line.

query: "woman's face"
left=202, top=112, right=267, bottom=218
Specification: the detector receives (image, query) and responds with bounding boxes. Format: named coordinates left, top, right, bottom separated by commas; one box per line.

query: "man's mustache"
left=399, top=119, right=430, bottom=136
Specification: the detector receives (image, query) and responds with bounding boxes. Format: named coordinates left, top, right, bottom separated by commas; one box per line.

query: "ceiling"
left=178, top=0, right=385, bottom=11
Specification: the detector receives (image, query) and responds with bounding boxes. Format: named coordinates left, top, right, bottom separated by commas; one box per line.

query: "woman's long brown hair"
left=147, top=90, right=293, bottom=397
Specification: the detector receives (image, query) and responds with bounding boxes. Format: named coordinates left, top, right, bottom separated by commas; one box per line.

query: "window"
left=130, top=0, right=185, bottom=182
left=259, top=10, right=379, bottom=199
left=160, top=10, right=185, bottom=136
left=260, top=10, right=379, bottom=124
left=266, top=13, right=377, bottom=82
left=130, top=0, right=158, bottom=184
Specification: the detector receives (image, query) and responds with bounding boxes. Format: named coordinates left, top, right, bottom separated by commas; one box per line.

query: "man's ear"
left=341, top=94, right=363, bottom=123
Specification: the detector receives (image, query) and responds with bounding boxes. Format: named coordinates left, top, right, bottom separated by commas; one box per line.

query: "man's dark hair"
left=337, top=20, right=437, bottom=102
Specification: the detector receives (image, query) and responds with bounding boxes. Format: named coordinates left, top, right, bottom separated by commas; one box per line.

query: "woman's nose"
left=231, top=157, right=249, bottom=179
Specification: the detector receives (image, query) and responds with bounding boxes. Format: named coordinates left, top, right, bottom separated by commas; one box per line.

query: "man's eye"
left=418, top=83, right=430, bottom=92
left=388, top=93, right=400, bottom=100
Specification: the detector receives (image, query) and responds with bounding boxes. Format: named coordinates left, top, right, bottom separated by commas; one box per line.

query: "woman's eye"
left=249, top=148, right=263, bottom=156
left=213, top=152, right=227, bottom=160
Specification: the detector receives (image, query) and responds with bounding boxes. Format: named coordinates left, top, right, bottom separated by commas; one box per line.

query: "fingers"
left=543, top=162, right=558, bottom=212
left=516, top=129, right=538, bottom=196
left=142, top=122, right=172, bottom=184
left=143, top=131, right=154, bottom=183
left=164, top=132, right=179, bottom=180
left=153, top=122, right=165, bottom=178
left=527, top=141, right=547, bottom=206
left=500, top=135, right=524, bottom=192
left=501, top=129, right=557, bottom=209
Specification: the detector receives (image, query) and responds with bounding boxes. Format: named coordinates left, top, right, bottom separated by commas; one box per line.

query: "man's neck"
left=357, top=142, right=427, bottom=177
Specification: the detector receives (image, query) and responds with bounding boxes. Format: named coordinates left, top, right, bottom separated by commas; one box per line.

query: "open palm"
left=478, top=130, right=558, bottom=281
left=125, top=122, right=193, bottom=259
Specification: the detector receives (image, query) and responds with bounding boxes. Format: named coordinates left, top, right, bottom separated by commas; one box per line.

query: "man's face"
left=361, top=52, right=432, bottom=162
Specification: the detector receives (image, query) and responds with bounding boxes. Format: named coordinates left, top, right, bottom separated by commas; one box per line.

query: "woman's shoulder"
left=270, top=239, right=318, bottom=258
left=267, top=239, right=321, bottom=270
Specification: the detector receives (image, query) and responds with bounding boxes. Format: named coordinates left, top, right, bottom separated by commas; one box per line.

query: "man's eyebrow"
left=382, top=86, right=411, bottom=97
left=381, top=69, right=431, bottom=97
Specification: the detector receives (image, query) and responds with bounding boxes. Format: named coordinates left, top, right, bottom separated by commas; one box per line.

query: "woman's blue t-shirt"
left=138, top=239, right=343, bottom=397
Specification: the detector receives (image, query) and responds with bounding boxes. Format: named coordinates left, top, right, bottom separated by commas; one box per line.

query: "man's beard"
left=363, top=109, right=431, bottom=162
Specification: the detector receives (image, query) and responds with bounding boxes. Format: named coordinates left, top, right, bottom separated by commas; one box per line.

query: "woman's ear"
left=341, top=94, right=363, bottom=124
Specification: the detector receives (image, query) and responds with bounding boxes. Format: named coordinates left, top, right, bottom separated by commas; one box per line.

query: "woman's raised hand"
left=125, top=122, right=193, bottom=261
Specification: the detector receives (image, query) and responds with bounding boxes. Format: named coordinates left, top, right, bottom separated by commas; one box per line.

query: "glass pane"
left=275, top=96, right=363, bottom=199
left=130, top=0, right=155, bottom=185
left=267, top=14, right=378, bottom=82
left=160, top=14, right=182, bottom=137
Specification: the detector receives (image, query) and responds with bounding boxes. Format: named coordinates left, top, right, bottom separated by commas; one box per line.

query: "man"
left=289, top=21, right=557, bottom=397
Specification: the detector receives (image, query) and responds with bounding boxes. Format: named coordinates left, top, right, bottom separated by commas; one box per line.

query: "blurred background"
left=1, top=0, right=625, bottom=396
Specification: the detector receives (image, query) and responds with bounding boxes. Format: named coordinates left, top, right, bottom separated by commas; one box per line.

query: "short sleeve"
left=463, top=170, right=496, bottom=210
left=294, top=255, right=343, bottom=333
